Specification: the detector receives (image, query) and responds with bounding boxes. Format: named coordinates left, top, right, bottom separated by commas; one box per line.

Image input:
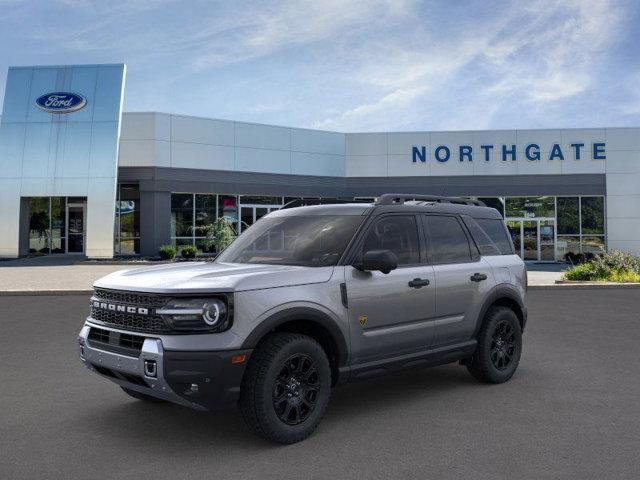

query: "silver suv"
left=78, top=194, right=527, bottom=443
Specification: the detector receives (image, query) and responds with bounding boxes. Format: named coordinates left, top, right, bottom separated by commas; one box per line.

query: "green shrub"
left=180, top=245, right=198, bottom=259
left=563, top=263, right=595, bottom=281
left=593, top=250, right=640, bottom=273
left=563, top=250, right=640, bottom=282
left=158, top=245, right=177, bottom=260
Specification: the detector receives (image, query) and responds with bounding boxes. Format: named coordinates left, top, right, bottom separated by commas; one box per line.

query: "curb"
left=0, top=290, right=93, bottom=296
left=529, top=283, right=640, bottom=290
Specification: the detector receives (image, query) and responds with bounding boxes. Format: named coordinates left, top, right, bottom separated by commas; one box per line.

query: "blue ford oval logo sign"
left=35, top=92, right=87, bottom=114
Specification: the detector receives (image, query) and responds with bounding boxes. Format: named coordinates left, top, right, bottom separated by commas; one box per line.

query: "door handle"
left=470, top=272, right=488, bottom=282
left=408, top=278, right=430, bottom=288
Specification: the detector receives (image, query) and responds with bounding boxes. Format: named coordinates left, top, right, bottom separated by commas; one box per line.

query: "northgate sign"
left=411, top=142, right=606, bottom=163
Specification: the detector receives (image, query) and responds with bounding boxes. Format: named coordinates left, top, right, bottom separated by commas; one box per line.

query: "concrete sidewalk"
left=525, top=262, right=567, bottom=285
left=0, top=257, right=130, bottom=294
left=0, top=256, right=569, bottom=293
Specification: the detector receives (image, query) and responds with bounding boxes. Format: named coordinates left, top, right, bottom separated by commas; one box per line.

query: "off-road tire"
left=467, top=306, right=522, bottom=383
left=239, top=332, right=331, bottom=444
left=121, top=386, right=164, bottom=402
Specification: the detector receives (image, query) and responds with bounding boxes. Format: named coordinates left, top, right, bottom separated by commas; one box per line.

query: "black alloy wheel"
left=239, top=332, right=331, bottom=444
left=490, top=320, right=516, bottom=370
left=272, top=353, right=320, bottom=425
left=466, top=306, right=522, bottom=384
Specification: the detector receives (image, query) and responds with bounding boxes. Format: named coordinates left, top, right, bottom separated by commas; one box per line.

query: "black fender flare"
left=240, top=306, right=349, bottom=368
left=473, top=284, right=527, bottom=336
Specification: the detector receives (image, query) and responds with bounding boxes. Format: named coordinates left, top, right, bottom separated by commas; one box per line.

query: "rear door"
left=345, top=214, right=436, bottom=365
left=422, top=214, right=494, bottom=346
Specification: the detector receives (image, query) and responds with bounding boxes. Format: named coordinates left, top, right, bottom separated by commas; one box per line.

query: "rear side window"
left=474, top=218, right=514, bottom=255
left=463, top=216, right=501, bottom=256
left=361, top=215, right=420, bottom=265
left=423, top=215, right=472, bottom=264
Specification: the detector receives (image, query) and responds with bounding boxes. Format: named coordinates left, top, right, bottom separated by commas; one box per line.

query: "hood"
left=93, top=262, right=335, bottom=294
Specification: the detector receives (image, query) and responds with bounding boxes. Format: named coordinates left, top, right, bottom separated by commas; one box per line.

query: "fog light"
left=144, top=360, right=157, bottom=378
left=190, top=383, right=199, bottom=392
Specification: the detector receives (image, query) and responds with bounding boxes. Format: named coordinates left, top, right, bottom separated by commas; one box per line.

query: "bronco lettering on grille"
left=92, top=300, right=149, bottom=315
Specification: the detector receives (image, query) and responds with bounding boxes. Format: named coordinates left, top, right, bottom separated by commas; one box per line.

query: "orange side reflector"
left=231, top=354, right=247, bottom=364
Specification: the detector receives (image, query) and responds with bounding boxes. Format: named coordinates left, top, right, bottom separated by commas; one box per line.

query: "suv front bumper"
left=78, top=324, right=252, bottom=411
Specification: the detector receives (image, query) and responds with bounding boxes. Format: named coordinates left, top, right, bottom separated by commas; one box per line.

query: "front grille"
left=90, top=308, right=168, bottom=333
left=120, top=333, right=144, bottom=350
left=93, top=288, right=167, bottom=309
left=87, top=327, right=146, bottom=356
left=90, top=288, right=170, bottom=333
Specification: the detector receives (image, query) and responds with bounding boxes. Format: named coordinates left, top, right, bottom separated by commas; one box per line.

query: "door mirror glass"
left=357, top=249, right=398, bottom=274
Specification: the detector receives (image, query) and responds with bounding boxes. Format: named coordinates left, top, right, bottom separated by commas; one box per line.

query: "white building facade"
left=1, top=64, right=639, bottom=260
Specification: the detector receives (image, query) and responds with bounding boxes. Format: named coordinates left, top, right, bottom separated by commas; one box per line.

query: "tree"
left=192, top=217, right=236, bottom=254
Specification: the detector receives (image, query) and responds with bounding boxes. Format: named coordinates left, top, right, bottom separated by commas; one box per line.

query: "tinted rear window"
left=474, top=218, right=514, bottom=255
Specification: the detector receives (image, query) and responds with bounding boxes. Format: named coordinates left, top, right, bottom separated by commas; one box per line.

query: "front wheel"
left=467, top=306, right=522, bottom=383
left=239, top=332, right=331, bottom=444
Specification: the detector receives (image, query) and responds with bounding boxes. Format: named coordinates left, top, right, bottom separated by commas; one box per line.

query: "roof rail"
left=375, top=194, right=486, bottom=207
left=281, top=198, right=372, bottom=209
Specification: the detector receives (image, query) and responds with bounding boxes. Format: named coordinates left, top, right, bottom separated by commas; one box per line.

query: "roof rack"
left=375, top=194, right=486, bottom=207
left=281, top=198, right=372, bottom=209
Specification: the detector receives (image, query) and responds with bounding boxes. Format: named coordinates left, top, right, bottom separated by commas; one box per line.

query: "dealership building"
left=1, top=63, right=639, bottom=261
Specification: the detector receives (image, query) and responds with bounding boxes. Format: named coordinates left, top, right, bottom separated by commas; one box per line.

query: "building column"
left=18, top=197, right=31, bottom=256
left=0, top=180, right=20, bottom=258
left=139, top=189, right=171, bottom=257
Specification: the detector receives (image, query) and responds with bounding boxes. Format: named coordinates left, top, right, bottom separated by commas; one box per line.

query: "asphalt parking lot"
left=1, top=290, right=639, bottom=480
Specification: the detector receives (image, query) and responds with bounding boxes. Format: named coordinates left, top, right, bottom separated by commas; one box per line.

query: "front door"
left=506, top=219, right=556, bottom=261
left=66, top=203, right=85, bottom=254
left=345, top=214, right=436, bottom=365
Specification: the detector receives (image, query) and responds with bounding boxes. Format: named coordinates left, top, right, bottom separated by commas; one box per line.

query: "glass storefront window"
left=114, top=184, right=140, bottom=255
left=582, top=236, right=605, bottom=254
left=557, top=236, right=581, bottom=259
left=119, top=186, right=140, bottom=238
left=50, top=197, right=65, bottom=242
left=171, top=193, right=194, bottom=238
left=27, top=196, right=85, bottom=255
left=581, top=197, right=605, bottom=234
left=195, top=194, right=216, bottom=228
left=240, top=195, right=282, bottom=205
left=505, top=196, right=555, bottom=218
left=504, top=196, right=605, bottom=261
left=557, top=197, right=579, bottom=235
left=218, top=195, right=239, bottom=233
left=29, top=198, right=50, bottom=254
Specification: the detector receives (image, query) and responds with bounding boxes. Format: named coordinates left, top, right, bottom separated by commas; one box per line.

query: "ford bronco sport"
left=78, top=194, right=527, bottom=444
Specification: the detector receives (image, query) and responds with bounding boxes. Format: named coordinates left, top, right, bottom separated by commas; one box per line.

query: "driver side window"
left=361, top=215, right=420, bottom=265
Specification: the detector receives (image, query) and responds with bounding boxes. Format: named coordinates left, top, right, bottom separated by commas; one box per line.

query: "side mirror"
left=356, top=249, right=398, bottom=274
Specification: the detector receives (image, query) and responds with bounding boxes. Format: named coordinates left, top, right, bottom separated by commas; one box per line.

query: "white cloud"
left=1, top=0, right=631, bottom=131
left=314, top=0, right=625, bottom=130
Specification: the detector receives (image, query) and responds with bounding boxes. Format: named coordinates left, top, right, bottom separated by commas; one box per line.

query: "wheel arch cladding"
left=476, top=285, right=526, bottom=335
left=241, top=307, right=348, bottom=386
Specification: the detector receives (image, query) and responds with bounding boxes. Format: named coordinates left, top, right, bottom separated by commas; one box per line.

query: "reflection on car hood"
left=92, top=262, right=334, bottom=293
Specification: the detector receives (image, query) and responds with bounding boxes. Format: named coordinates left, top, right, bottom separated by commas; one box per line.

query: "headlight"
left=157, top=297, right=229, bottom=332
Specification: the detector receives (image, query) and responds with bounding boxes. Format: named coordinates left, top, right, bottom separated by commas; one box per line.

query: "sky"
left=0, top=0, right=639, bottom=132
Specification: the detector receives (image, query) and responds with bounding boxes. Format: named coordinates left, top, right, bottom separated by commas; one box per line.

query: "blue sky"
left=1, top=0, right=639, bottom=132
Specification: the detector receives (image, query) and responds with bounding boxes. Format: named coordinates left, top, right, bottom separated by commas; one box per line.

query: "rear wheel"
left=467, top=306, right=522, bottom=383
left=121, top=386, right=164, bottom=402
left=239, top=332, right=331, bottom=444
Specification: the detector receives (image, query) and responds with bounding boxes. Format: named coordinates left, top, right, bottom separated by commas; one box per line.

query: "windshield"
left=216, top=214, right=364, bottom=266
